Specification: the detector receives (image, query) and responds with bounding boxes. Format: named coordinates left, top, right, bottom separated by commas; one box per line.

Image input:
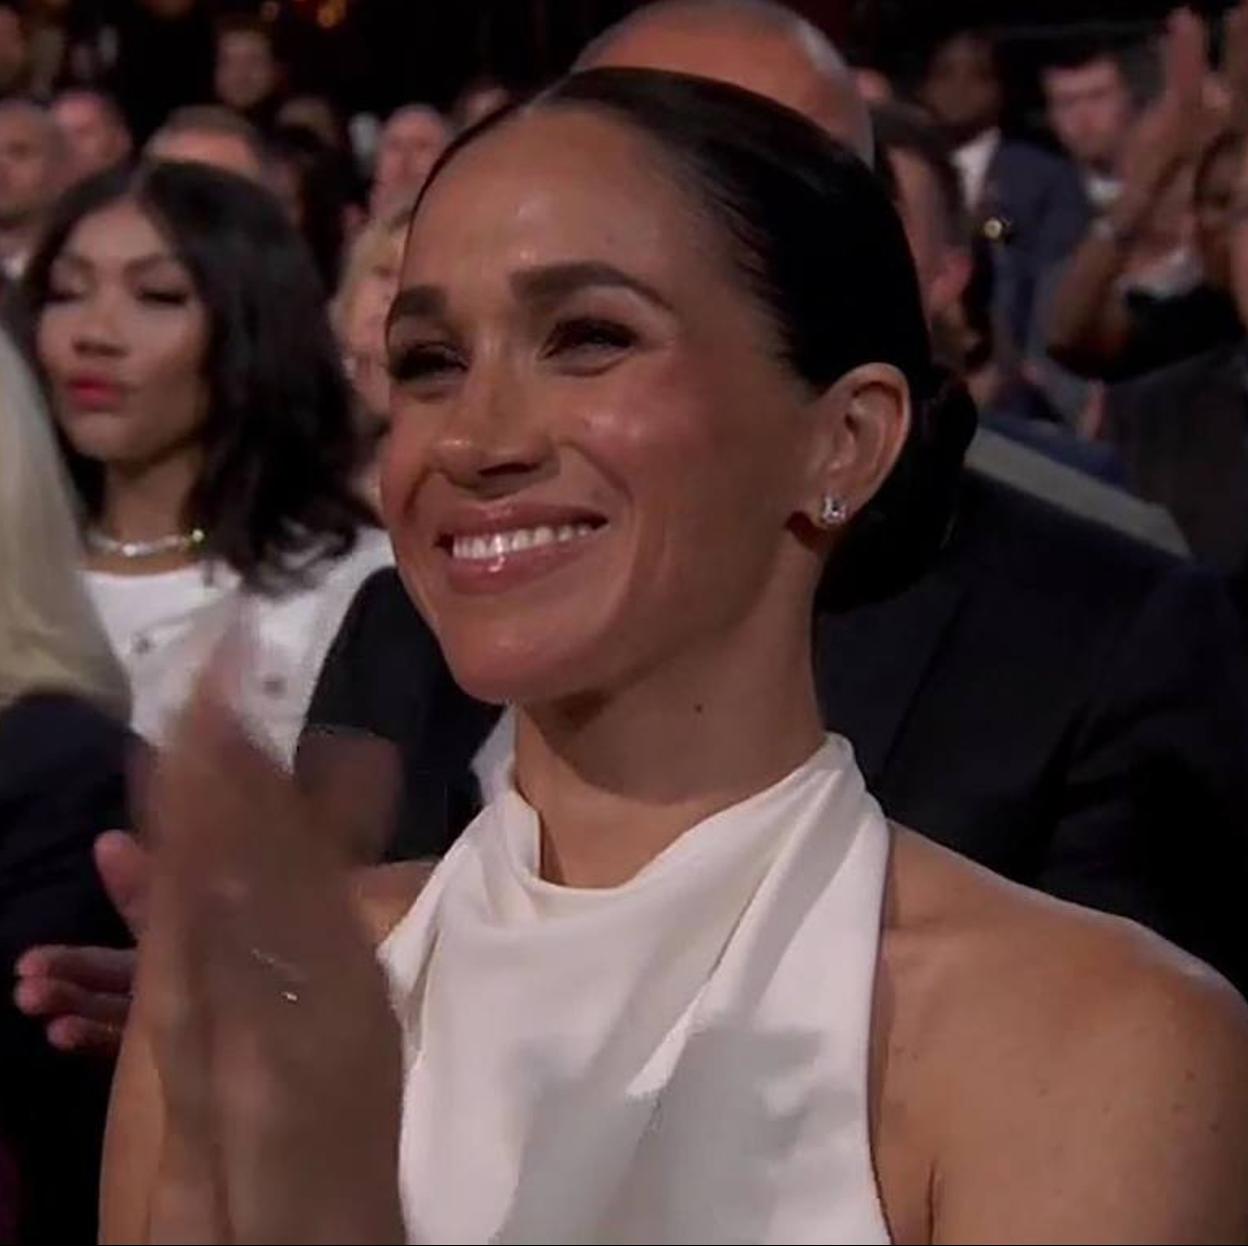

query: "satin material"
left=380, top=735, right=892, bottom=1244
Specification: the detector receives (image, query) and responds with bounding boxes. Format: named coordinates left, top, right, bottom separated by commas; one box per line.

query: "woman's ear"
left=803, top=363, right=911, bottom=528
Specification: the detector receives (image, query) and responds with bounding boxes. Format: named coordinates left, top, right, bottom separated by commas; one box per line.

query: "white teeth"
left=449, top=523, right=599, bottom=562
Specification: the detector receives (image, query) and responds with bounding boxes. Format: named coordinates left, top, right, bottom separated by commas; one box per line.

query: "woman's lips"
left=65, top=379, right=127, bottom=413
left=437, top=520, right=608, bottom=595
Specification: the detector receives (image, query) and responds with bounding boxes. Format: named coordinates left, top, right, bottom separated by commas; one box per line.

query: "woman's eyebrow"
left=386, top=262, right=674, bottom=338
left=511, top=261, right=674, bottom=313
left=387, top=285, right=446, bottom=336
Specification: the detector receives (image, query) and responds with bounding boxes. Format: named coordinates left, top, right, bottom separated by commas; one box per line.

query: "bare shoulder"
left=885, top=827, right=1247, bottom=1018
left=877, top=829, right=1248, bottom=1244
left=350, top=860, right=436, bottom=945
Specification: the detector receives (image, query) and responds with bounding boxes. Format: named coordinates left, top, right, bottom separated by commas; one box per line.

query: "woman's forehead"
left=65, top=199, right=174, bottom=262
left=403, top=108, right=712, bottom=289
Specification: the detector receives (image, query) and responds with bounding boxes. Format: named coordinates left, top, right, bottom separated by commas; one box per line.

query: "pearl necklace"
left=86, top=527, right=206, bottom=560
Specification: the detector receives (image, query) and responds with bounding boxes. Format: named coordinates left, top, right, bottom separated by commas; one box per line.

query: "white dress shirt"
left=953, top=126, right=1001, bottom=212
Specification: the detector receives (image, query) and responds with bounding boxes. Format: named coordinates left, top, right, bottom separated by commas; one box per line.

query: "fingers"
left=1165, top=8, right=1210, bottom=102
left=130, top=624, right=404, bottom=1242
left=96, top=832, right=152, bottom=936
left=45, top=1015, right=125, bottom=1057
left=15, top=972, right=125, bottom=1024
left=16, top=944, right=136, bottom=998
left=12, top=962, right=130, bottom=1058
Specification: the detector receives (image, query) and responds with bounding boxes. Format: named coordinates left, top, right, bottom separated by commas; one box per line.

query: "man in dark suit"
left=916, top=26, right=1092, bottom=355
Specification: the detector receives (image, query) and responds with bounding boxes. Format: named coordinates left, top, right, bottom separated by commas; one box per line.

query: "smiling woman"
left=102, top=70, right=1248, bottom=1246
left=382, top=75, right=926, bottom=711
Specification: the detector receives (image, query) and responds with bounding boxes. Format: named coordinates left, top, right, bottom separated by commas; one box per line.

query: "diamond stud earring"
left=818, top=494, right=849, bottom=529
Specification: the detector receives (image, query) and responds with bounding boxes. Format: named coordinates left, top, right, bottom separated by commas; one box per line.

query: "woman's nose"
left=70, top=297, right=125, bottom=357
left=430, top=370, right=555, bottom=492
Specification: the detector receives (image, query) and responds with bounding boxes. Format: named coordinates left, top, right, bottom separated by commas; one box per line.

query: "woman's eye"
left=44, top=284, right=83, bottom=304
left=389, top=343, right=464, bottom=386
left=544, top=317, right=638, bottom=362
left=138, top=288, right=191, bottom=307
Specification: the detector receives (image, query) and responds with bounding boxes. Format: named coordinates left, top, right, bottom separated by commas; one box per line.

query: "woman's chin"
left=442, top=636, right=606, bottom=709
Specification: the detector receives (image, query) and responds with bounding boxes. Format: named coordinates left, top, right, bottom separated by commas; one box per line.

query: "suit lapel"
left=814, top=567, right=965, bottom=784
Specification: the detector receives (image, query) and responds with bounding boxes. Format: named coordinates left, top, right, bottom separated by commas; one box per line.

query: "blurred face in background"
left=52, top=92, right=133, bottom=183
left=371, top=106, right=450, bottom=216
left=37, top=199, right=211, bottom=475
left=0, top=5, right=26, bottom=94
left=215, top=27, right=280, bottom=114
left=1196, top=140, right=1244, bottom=292
left=920, top=32, right=1002, bottom=144
left=338, top=218, right=406, bottom=422
left=0, top=104, right=64, bottom=233
left=1043, top=58, right=1133, bottom=175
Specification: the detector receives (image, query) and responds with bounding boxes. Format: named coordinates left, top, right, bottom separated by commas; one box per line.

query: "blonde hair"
left=0, top=329, right=129, bottom=718
left=332, top=196, right=416, bottom=335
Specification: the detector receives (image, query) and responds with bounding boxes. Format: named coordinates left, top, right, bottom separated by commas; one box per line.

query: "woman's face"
left=382, top=108, right=836, bottom=705
left=37, top=199, right=210, bottom=472
left=1195, top=147, right=1241, bottom=291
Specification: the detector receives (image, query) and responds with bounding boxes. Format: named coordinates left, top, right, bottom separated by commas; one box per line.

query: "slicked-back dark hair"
left=414, top=67, right=974, bottom=604
left=22, top=161, right=371, bottom=590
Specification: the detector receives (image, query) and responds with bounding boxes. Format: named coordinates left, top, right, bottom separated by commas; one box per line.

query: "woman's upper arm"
left=932, top=962, right=1248, bottom=1245
left=99, top=1018, right=163, bottom=1244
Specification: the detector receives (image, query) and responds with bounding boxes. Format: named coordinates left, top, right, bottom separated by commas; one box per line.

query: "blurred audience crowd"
left=2, top=0, right=1248, bottom=1242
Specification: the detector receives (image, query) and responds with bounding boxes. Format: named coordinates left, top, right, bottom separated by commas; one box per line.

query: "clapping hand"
left=1106, top=9, right=1218, bottom=246
left=15, top=834, right=148, bottom=1055
left=110, top=634, right=405, bottom=1244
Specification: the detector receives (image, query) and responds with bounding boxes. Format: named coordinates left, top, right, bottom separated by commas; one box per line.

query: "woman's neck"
left=515, top=605, right=824, bottom=890
left=88, top=453, right=203, bottom=575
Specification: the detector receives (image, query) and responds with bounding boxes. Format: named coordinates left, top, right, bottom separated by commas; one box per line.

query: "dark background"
left=271, top=0, right=1240, bottom=111
left=71, top=0, right=1247, bottom=117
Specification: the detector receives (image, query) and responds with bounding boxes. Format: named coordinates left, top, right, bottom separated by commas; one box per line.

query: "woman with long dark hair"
left=103, top=72, right=1248, bottom=1244
left=22, top=160, right=391, bottom=760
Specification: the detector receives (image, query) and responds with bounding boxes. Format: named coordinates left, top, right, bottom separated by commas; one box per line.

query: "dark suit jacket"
left=301, top=588, right=499, bottom=861
left=981, top=140, right=1091, bottom=353
left=1108, top=344, right=1248, bottom=577
left=303, top=475, right=1248, bottom=993
left=0, top=692, right=134, bottom=1243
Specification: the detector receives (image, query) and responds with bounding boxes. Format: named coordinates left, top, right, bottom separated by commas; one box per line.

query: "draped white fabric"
left=380, top=735, right=892, bottom=1245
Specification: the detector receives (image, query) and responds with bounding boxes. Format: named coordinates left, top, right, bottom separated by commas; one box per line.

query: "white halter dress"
left=379, top=734, right=893, bottom=1245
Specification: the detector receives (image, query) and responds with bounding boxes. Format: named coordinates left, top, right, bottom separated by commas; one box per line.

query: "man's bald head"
left=577, top=0, right=873, bottom=165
